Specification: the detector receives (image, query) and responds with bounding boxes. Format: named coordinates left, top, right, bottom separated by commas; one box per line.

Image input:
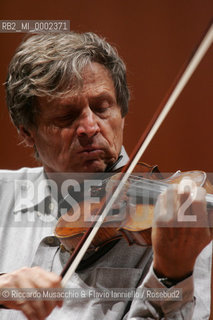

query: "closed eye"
left=93, top=101, right=111, bottom=113
left=51, top=113, right=78, bottom=127
left=90, top=96, right=114, bottom=116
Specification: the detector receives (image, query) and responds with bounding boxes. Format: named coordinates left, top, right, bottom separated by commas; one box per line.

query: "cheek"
left=40, top=126, right=73, bottom=143
left=60, top=128, right=76, bottom=149
left=111, top=115, right=124, bottom=137
left=34, top=126, right=63, bottom=152
left=40, top=127, right=59, bottom=144
left=107, top=117, right=124, bottom=148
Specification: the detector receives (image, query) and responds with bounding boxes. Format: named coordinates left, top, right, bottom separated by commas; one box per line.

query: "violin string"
left=102, top=174, right=213, bottom=208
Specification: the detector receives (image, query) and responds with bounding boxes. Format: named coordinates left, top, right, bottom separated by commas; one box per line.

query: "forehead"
left=81, top=62, right=114, bottom=89
left=38, top=62, right=116, bottom=110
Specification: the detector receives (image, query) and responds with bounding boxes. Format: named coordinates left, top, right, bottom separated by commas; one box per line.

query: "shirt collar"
left=111, top=146, right=129, bottom=171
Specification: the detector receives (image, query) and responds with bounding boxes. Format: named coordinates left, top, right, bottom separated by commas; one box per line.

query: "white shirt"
left=0, top=148, right=211, bottom=319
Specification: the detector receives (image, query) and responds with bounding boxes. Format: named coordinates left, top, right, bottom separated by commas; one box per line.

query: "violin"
left=55, top=163, right=213, bottom=252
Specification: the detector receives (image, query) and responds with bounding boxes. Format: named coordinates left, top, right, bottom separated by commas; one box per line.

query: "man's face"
left=27, top=62, right=125, bottom=173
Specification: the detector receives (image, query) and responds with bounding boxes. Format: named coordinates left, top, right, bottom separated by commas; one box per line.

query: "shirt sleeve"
left=124, top=265, right=195, bottom=319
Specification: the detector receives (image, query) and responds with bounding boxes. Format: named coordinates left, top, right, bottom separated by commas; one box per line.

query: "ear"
left=19, top=125, right=35, bottom=147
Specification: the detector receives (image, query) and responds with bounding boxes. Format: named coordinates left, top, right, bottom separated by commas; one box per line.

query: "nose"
left=76, top=107, right=100, bottom=138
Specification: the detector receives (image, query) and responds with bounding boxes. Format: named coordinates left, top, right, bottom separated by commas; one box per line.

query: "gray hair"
left=5, top=32, right=130, bottom=129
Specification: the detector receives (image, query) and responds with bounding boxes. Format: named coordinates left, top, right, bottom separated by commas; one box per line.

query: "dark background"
left=0, top=0, right=212, bottom=173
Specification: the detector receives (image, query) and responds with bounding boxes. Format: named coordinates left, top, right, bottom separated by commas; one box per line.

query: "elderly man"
left=0, top=32, right=212, bottom=319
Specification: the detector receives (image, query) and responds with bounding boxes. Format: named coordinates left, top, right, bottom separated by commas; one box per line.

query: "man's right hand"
left=0, top=266, right=63, bottom=320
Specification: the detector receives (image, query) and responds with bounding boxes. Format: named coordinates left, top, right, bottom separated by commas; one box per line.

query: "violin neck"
left=127, top=176, right=213, bottom=211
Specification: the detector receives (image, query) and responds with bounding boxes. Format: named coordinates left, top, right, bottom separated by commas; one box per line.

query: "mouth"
left=78, top=147, right=104, bottom=158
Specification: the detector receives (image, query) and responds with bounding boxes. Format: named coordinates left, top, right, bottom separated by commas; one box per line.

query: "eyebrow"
left=88, top=92, right=116, bottom=104
left=59, top=91, right=116, bottom=109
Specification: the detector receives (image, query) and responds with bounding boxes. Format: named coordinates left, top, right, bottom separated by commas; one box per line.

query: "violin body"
left=55, top=164, right=213, bottom=252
